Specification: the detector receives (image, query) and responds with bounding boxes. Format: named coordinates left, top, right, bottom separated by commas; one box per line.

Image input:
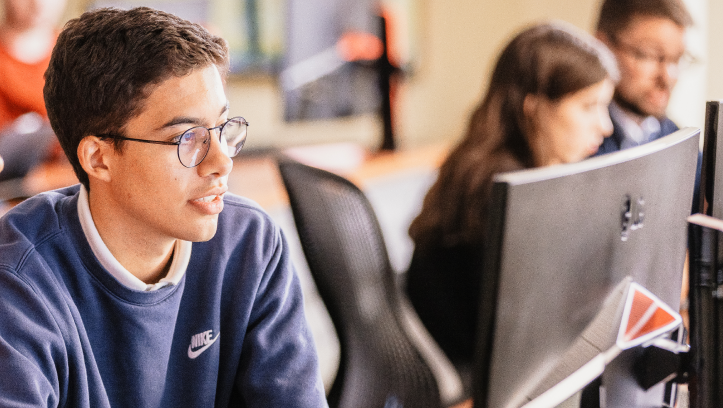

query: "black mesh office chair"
left=277, top=158, right=443, bottom=408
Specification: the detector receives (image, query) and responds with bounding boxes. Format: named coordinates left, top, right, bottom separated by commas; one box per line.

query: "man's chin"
left=643, top=104, right=669, bottom=120
left=642, top=90, right=672, bottom=118
left=615, top=94, right=668, bottom=119
left=181, top=220, right=219, bottom=243
left=641, top=97, right=670, bottom=119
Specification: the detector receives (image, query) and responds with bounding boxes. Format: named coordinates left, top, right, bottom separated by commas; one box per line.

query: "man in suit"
left=594, top=0, right=693, bottom=155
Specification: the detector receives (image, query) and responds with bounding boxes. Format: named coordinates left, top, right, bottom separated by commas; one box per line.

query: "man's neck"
left=609, top=100, right=663, bottom=148
left=88, top=188, right=176, bottom=285
left=613, top=94, right=650, bottom=126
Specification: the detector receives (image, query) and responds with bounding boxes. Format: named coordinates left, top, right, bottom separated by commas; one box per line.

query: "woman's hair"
left=409, top=22, right=618, bottom=248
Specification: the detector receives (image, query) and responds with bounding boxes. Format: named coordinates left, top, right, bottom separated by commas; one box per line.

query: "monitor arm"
left=634, top=332, right=691, bottom=390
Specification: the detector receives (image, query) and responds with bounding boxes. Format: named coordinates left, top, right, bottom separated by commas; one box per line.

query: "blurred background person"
left=594, top=0, right=698, bottom=343
left=594, top=0, right=693, bottom=155
left=405, top=22, right=619, bottom=393
left=0, top=0, right=67, bottom=182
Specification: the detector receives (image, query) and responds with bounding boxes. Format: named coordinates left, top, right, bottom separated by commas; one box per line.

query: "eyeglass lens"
left=178, top=117, right=248, bottom=167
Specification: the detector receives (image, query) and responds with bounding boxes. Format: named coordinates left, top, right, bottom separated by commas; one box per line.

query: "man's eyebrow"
left=157, top=102, right=231, bottom=130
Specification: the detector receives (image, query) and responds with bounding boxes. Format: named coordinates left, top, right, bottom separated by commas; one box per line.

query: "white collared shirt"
left=77, top=185, right=192, bottom=291
left=609, top=101, right=662, bottom=150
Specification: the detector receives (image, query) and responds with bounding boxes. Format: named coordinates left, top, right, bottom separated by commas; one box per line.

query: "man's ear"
left=77, top=136, right=113, bottom=183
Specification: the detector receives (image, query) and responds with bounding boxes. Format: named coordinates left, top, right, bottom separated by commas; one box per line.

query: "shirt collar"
left=76, top=185, right=191, bottom=291
left=609, top=101, right=662, bottom=149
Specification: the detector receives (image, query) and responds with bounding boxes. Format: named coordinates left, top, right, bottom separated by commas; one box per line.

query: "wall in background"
left=396, top=0, right=599, bottom=150
left=669, top=0, right=707, bottom=134
left=227, top=0, right=605, bottom=150
left=706, top=0, right=723, bottom=102
left=20, top=0, right=723, bottom=151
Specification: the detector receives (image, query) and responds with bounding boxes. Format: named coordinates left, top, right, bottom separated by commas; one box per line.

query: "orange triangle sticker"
left=617, top=283, right=681, bottom=349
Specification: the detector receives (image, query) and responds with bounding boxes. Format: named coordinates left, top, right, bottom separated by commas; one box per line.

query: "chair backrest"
left=277, top=158, right=442, bottom=408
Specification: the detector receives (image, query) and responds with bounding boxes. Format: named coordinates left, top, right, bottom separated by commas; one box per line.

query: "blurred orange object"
left=336, top=31, right=383, bottom=62
left=0, top=43, right=52, bottom=130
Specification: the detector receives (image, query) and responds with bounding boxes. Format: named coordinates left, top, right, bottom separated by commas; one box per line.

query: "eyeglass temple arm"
left=99, top=134, right=180, bottom=146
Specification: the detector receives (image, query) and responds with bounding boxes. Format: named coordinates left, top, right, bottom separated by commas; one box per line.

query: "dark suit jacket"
left=594, top=108, right=679, bottom=156
left=594, top=107, right=702, bottom=213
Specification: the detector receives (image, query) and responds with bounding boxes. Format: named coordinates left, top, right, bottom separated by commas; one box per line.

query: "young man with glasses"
left=0, top=7, right=327, bottom=407
left=594, top=0, right=693, bottom=155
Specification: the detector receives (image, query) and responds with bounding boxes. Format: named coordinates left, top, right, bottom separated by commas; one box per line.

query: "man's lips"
left=192, top=186, right=227, bottom=201
left=193, top=194, right=224, bottom=203
left=647, top=87, right=671, bottom=108
left=190, top=187, right=227, bottom=214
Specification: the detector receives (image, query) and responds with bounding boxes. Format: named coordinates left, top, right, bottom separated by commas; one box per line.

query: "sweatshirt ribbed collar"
left=76, top=185, right=191, bottom=291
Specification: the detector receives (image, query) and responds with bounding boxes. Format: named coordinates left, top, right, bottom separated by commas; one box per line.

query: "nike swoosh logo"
left=187, top=332, right=220, bottom=359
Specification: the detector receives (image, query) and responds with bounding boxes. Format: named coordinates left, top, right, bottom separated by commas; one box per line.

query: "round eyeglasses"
left=99, top=116, right=249, bottom=168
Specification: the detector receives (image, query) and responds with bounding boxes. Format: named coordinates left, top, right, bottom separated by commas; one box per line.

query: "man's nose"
left=197, top=131, right=233, bottom=178
left=658, top=60, right=680, bottom=87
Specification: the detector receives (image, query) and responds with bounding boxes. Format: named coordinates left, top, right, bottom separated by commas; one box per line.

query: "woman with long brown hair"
left=406, top=22, right=619, bottom=382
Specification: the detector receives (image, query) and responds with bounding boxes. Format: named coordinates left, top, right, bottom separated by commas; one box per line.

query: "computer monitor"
left=687, top=101, right=723, bottom=407
left=473, top=127, right=700, bottom=408
left=700, top=101, right=723, bottom=217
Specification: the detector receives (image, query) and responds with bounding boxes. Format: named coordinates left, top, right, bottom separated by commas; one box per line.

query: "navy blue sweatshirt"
left=0, top=186, right=327, bottom=407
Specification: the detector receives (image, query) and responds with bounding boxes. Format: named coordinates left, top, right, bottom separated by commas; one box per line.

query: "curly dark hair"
left=44, top=7, right=229, bottom=189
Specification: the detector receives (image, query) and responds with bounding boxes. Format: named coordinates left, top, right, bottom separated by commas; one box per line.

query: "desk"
left=230, top=141, right=449, bottom=208
left=450, top=399, right=472, bottom=408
